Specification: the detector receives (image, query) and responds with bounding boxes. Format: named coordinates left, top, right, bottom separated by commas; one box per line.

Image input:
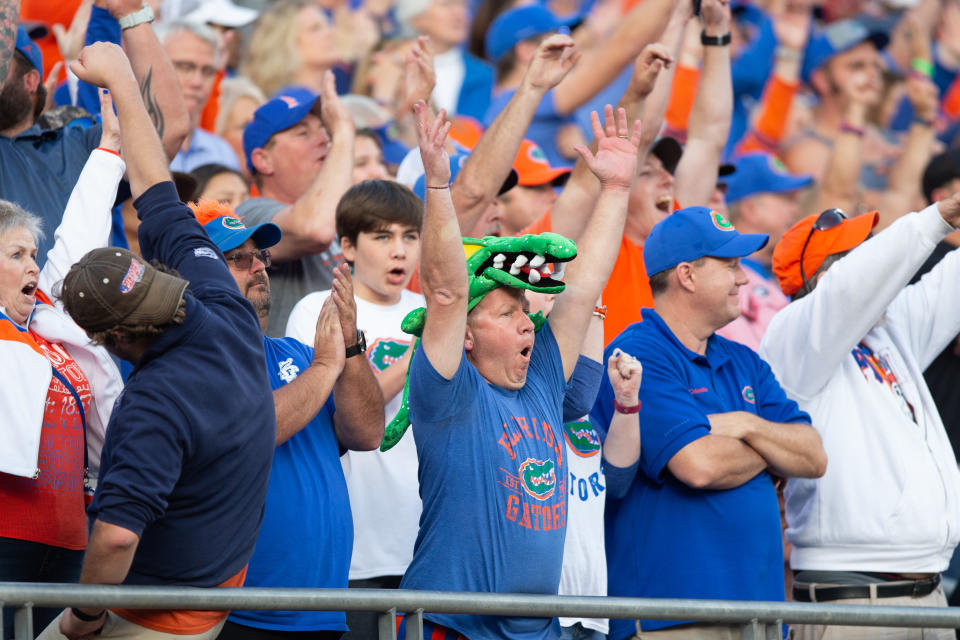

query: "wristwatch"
left=118, top=3, right=155, bottom=30
left=345, top=330, right=367, bottom=358
left=701, top=30, right=732, bottom=46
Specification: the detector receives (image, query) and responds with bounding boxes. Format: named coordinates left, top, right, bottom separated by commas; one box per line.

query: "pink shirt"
left=716, top=264, right=789, bottom=351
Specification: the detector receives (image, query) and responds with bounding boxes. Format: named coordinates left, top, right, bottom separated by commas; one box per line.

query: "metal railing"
left=3, top=583, right=960, bottom=640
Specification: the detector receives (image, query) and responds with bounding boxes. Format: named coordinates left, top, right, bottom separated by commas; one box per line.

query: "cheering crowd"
left=3, top=0, right=960, bottom=639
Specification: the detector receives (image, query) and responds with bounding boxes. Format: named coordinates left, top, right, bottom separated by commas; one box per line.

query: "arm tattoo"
left=0, top=0, right=20, bottom=89
left=139, top=67, right=165, bottom=140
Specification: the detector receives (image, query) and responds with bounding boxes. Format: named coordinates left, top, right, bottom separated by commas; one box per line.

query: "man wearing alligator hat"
left=760, top=197, right=960, bottom=638
left=593, top=206, right=827, bottom=639
left=393, top=100, right=641, bottom=640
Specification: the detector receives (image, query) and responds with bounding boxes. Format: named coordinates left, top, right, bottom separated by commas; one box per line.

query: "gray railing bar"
left=2, top=584, right=959, bottom=629
left=405, top=608, right=424, bottom=640
left=14, top=602, right=33, bottom=640
left=377, top=606, right=397, bottom=640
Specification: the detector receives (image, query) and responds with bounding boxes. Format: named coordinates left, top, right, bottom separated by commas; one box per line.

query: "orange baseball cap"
left=772, top=210, right=879, bottom=297
left=513, top=139, right=571, bottom=187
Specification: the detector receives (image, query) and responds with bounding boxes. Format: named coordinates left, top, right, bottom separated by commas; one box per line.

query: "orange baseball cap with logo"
left=513, top=140, right=571, bottom=187
left=772, top=209, right=879, bottom=297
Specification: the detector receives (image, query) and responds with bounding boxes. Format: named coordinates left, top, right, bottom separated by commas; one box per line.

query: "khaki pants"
left=789, top=584, right=953, bottom=640
left=36, top=610, right=226, bottom=640
left=634, top=622, right=745, bottom=639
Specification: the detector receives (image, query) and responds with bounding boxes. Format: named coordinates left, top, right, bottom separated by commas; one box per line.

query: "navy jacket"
left=89, top=181, right=275, bottom=587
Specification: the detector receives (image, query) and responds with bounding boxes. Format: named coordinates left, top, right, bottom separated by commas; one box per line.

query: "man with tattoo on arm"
left=0, top=0, right=188, bottom=266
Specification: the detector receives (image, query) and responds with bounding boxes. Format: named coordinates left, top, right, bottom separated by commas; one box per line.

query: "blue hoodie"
left=89, top=181, right=276, bottom=587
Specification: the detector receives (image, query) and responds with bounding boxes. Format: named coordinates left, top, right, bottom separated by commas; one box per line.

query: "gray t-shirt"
left=237, top=197, right=343, bottom=338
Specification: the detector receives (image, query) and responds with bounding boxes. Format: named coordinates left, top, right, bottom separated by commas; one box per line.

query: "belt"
left=793, top=574, right=940, bottom=603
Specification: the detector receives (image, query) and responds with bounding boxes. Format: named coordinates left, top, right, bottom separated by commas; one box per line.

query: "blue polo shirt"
left=591, top=309, right=809, bottom=639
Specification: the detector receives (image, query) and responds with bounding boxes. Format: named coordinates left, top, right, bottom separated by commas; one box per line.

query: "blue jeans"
left=560, top=622, right=607, bottom=640
left=0, top=537, right=83, bottom=640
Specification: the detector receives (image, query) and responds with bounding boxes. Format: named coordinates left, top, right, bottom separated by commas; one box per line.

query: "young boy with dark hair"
left=285, top=178, right=425, bottom=640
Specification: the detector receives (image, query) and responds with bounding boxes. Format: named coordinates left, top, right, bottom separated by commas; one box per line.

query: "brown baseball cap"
left=63, top=248, right=189, bottom=333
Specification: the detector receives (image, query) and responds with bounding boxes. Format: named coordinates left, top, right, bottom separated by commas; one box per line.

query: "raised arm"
left=602, top=349, right=643, bottom=469
left=0, top=0, right=19, bottom=90
left=268, top=71, right=355, bottom=262
left=107, top=0, right=190, bottom=160
left=549, top=106, right=639, bottom=379
left=673, top=0, right=733, bottom=208
left=330, top=265, right=385, bottom=451
left=550, top=43, right=673, bottom=242
left=453, top=34, right=579, bottom=234
left=551, top=0, right=675, bottom=115
left=70, top=42, right=168, bottom=198
left=415, top=103, right=468, bottom=379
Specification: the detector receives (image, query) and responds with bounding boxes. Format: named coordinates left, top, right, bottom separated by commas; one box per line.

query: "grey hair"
left=0, top=200, right=44, bottom=245
left=792, top=251, right=848, bottom=301
left=215, top=75, right=266, bottom=137
left=155, top=19, right=222, bottom=58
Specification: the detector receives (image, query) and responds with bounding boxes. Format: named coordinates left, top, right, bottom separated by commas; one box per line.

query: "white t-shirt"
left=558, top=418, right=608, bottom=635
left=286, top=288, right=425, bottom=579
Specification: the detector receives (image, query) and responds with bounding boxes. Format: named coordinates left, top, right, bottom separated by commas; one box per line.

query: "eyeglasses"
left=799, top=208, right=847, bottom=288
left=225, top=249, right=271, bottom=271
left=172, top=60, right=218, bottom=80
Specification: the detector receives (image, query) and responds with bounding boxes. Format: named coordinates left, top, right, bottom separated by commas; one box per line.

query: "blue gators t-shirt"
left=592, top=309, right=810, bottom=640
left=228, top=336, right=352, bottom=632
left=402, top=322, right=568, bottom=640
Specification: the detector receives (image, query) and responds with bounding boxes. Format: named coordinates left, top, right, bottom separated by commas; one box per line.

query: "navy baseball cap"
left=243, top=86, right=319, bottom=174
left=485, top=5, right=571, bottom=62
left=202, top=215, right=282, bottom=253
left=801, top=19, right=888, bottom=84
left=413, top=153, right=518, bottom=200
left=16, top=26, right=43, bottom=81
left=644, top=206, right=769, bottom=276
left=724, top=153, right=813, bottom=204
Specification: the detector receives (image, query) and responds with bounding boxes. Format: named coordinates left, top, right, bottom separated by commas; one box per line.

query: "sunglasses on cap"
left=225, top=249, right=272, bottom=271
left=799, top=208, right=847, bottom=288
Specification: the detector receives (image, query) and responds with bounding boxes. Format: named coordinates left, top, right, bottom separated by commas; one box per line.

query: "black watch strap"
left=701, top=31, right=731, bottom=46
left=345, top=330, right=366, bottom=358
left=71, top=607, right=105, bottom=622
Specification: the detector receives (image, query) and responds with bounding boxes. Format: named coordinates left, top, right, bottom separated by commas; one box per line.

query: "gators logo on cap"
left=711, top=210, right=734, bottom=231
left=563, top=420, right=600, bottom=458
left=769, top=156, right=791, bottom=175
left=279, top=95, right=300, bottom=109
left=367, top=338, right=410, bottom=372
left=519, top=458, right=556, bottom=500
left=527, top=144, right=548, bottom=165
left=742, top=386, right=756, bottom=404
left=222, top=217, right=245, bottom=229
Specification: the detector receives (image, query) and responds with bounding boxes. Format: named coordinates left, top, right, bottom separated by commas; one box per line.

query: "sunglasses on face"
left=225, top=249, right=271, bottom=271
left=799, top=208, right=847, bottom=288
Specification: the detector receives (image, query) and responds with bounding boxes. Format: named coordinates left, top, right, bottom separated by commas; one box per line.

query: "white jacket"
left=759, top=204, right=960, bottom=573
left=0, top=149, right=125, bottom=480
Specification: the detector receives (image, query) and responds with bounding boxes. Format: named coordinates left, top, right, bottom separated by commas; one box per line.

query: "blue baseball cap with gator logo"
left=724, top=153, right=813, bottom=204
left=15, top=27, right=43, bottom=81
left=203, top=215, right=282, bottom=253
left=644, top=206, right=769, bottom=276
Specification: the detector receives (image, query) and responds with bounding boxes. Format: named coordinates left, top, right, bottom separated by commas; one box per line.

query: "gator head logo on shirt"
left=368, top=338, right=410, bottom=372
left=742, top=385, right=756, bottom=404
left=711, top=210, right=734, bottom=232
left=563, top=421, right=600, bottom=458
left=222, top=216, right=246, bottom=229
left=519, top=458, right=556, bottom=500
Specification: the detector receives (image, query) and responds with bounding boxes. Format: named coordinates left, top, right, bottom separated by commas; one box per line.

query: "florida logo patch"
left=222, top=216, right=245, bottom=229
left=120, top=259, right=144, bottom=294
left=519, top=458, right=556, bottom=500
left=742, top=386, right=756, bottom=404
left=711, top=210, right=734, bottom=231
left=367, top=338, right=411, bottom=372
left=563, top=420, right=600, bottom=458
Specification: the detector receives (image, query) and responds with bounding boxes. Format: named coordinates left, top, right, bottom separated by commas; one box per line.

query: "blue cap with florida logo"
left=202, top=215, right=282, bottom=253
left=724, top=152, right=813, bottom=204
left=15, top=27, right=43, bottom=81
left=643, top=206, right=769, bottom=276
left=243, top=86, right=320, bottom=174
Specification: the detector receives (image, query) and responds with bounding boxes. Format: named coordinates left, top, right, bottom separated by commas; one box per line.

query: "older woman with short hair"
left=0, top=90, right=126, bottom=639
